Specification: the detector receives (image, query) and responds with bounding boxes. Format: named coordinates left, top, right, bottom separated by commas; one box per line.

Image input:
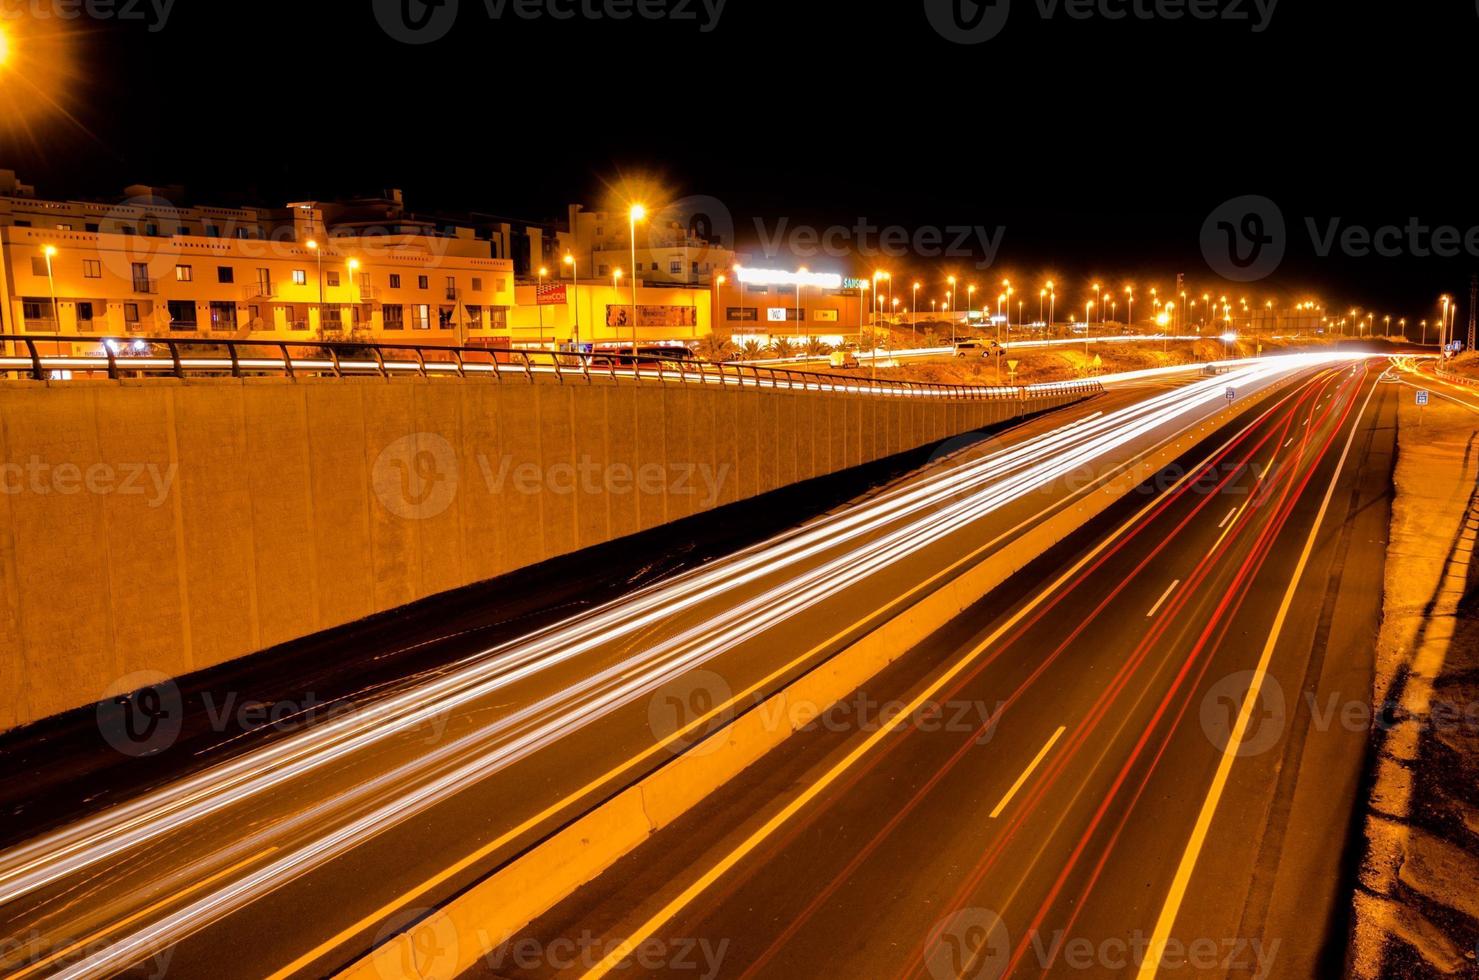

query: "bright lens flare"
left=0, top=15, right=88, bottom=148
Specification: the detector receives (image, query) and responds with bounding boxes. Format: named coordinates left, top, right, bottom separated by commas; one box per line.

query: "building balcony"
left=243, top=283, right=277, bottom=300
left=132, top=278, right=159, bottom=295
left=23, top=318, right=58, bottom=332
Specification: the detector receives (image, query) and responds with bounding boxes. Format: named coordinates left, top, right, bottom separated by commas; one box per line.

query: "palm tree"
left=803, top=336, right=832, bottom=358
left=695, top=333, right=736, bottom=362
left=770, top=337, right=795, bottom=359
left=740, top=339, right=765, bottom=360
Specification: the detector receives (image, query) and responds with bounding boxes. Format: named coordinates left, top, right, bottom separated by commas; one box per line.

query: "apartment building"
left=566, top=204, right=736, bottom=286
left=0, top=174, right=727, bottom=349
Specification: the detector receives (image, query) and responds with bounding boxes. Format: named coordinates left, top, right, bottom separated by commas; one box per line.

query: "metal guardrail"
left=1435, top=365, right=1479, bottom=389
left=0, top=335, right=1105, bottom=402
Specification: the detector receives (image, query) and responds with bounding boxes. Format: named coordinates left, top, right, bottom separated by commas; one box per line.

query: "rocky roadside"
left=1350, top=376, right=1479, bottom=977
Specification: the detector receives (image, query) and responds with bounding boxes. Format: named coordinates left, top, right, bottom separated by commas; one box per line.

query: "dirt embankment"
left=1350, top=378, right=1479, bottom=978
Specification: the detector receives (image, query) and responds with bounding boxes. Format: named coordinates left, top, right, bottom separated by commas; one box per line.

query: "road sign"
left=1416, top=390, right=1429, bottom=406
left=1225, top=387, right=1236, bottom=402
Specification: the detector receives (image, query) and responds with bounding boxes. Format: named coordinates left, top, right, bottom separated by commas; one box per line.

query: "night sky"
left=4, top=0, right=1477, bottom=321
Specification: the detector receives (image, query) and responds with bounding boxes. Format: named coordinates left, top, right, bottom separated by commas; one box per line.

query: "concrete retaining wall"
left=0, top=375, right=1087, bottom=730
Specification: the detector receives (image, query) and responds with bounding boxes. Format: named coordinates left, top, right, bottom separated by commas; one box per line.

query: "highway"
left=0, top=353, right=1371, bottom=979
left=467, top=359, right=1396, bottom=979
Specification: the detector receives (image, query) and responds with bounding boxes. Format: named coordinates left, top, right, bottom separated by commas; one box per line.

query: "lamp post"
left=714, top=274, right=726, bottom=350
left=1125, top=285, right=1134, bottom=335
left=1084, top=301, right=1094, bottom=364
left=796, top=266, right=807, bottom=339
left=912, top=281, right=920, bottom=346
left=306, top=239, right=323, bottom=329
left=347, top=257, right=361, bottom=339
left=536, top=266, right=548, bottom=347
left=947, top=276, right=958, bottom=345
left=1092, top=282, right=1101, bottom=333
left=564, top=253, right=580, bottom=349
left=628, top=204, right=646, bottom=354
left=41, top=245, right=58, bottom=330
left=612, top=267, right=624, bottom=354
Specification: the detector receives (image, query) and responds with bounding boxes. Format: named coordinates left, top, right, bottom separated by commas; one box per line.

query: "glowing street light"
left=304, top=238, right=325, bottom=322
left=628, top=205, right=646, bottom=356
left=564, top=253, right=581, bottom=348
left=41, top=245, right=57, bottom=328
left=0, top=25, right=11, bottom=67
left=947, top=275, right=958, bottom=345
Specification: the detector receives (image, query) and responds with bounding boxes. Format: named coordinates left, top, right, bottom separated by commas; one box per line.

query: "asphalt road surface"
left=471, top=359, right=1396, bottom=980
left=0, top=354, right=1373, bottom=979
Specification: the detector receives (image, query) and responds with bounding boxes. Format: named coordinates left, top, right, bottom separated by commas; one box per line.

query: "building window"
left=670, top=261, right=682, bottom=275
left=167, top=300, right=197, bottom=328
left=21, top=299, right=56, bottom=330
left=204, top=225, right=219, bottom=238
left=256, top=269, right=272, bottom=295
left=383, top=304, right=405, bottom=330
left=438, top=306, right=455, bottom=329
left=464, top=304, right=482, bottom=327
left=472, top=277, right=483, bottom=292
left=249, top=305, right=266, bottom=330
left=217, top=266, right=234, bottom=284
left=30, top=257, right=48, bottom=277
left=326, top=271, right=341, bottom=287
left=389, top=274, right=401, bottom=289
left=444, top=276, right=456, bottom=300
left=124, top=303, right=140, bottom=324
left=417, top=275, right=429, bottom=290
left=14, top=219, right=30, bottom=227
left=285, top=305, right=308, bottom=331
left=209, top=301, right=237, bottom=330
left=144, top=224, right=158, bottom=236
left=85, top=223, right=100, bottom=233
left=322, top=307, right=342, bottom=329
left=175, top=264, right=193, bottom=282
left=56, top=223, right=72, bottom=231
left=77, top=301, right=94, bottom=325
left=83, top=259, right=101, bottom=279
left=292, top=269, right=307, bottom=286
left=410, top=304, right=430, bottom=330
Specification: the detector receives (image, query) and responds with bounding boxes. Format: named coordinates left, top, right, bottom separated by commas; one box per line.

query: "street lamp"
left=714, top=273, right=726, bottom=350
left=537, top=266, right=549, bottom=347
left=947, top=275, right=958, bottom=345
left=912, top=281, right=921, bottom=345
left=41, top=245, right=58, bottom=330
left=564, top=253, right=580, bottom=349
left=628, top=204, right=646, bottom=354
left=347, top=258, right=361, bottom=333
left=1092, top=282, right=1101, bottom=331
left=0, top=25, right=11, bottom=67
left=306, top=239, right=323, bottom=326
left=1084, top=300, right=1095, bottom=363
left=1124, top=285, right=1134, bottom=334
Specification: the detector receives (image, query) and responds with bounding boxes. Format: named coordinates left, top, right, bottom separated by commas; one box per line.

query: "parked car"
left=829, top=350, right=861, bottom=369
left=954, top=340, right=988, bottom=358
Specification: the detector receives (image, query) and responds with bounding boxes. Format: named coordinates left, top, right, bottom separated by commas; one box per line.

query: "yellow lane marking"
left=990, top=727, right=1068, bottom=819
